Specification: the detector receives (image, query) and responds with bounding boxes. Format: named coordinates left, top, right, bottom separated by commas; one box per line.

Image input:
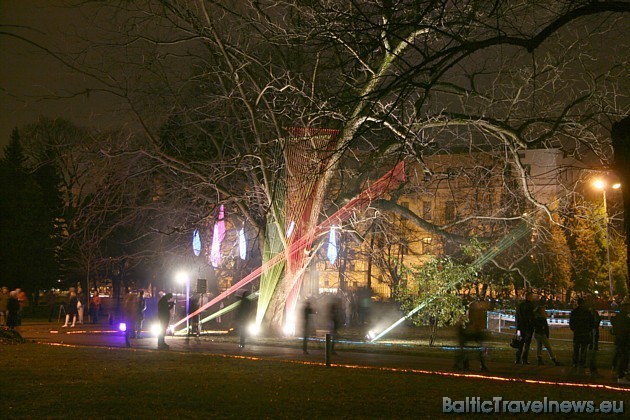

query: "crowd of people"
left=0, top=286, right=28, bottom=329
left=509, top=292, right=630, bottom=385
left=4, top=283, right=630, bottom=385
left=450, top=290, right=630, bottom=387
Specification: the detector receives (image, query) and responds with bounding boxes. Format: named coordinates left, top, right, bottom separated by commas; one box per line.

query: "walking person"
left=6, top=290, right=20, bottom=330
left=135, top=290, right=146, bottom=338
left=122, top=292, right=137, bottom=347
left=77, top=292, right=86, bottom=324
left=62, top=291, right=78, bottom=328
left=90, top=291, right=101, bottom=324
left=46, top=290, right=56, bottom=323
left=569, top=297, right=594, bottom=374
left=302, top=299, right=313, bottom=354
left=455, top=299, right=490, bottom=372
left=533, top=306, right=560, bottom=366
left=328, top=297, right=342, bottom=355
left=0, top=286, right=9, bottom=326
left=589, top=303, right=602, bottom=379
left=15, top=289, right=29, bottom=325
left=157, top=293, right=174, bottom=350
left=16, top=289, right=27, bottom=325
left=515, top=292, right=536, bottom=364
left=236, top=291, right=252, bottom=349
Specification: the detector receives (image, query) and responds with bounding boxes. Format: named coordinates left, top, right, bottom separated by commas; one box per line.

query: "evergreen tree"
left=567, top=203, right=607, bottom=295
left=0, top=129, right=60, bottom=295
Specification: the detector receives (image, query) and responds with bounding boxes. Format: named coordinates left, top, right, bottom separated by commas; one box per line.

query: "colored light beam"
left=173, top=293, right=259, bottom=335
left=371, top=222, right=531, bottom=342
left=171, top=161, right=405, bottom=331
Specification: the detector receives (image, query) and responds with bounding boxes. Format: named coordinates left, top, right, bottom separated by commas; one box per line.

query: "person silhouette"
left=157, top=293, right=174, bottom=349
left=302, top=299, right=313, bottom=354
left=236, top=291, right=252, bottom=348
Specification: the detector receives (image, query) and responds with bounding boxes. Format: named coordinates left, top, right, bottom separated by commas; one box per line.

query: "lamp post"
left=593, top=180, right=621, bottom=299
left=176, top=271, right=190, bottom=337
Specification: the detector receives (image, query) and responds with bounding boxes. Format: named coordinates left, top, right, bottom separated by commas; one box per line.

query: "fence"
left=487, top=310, right=617, bottom=343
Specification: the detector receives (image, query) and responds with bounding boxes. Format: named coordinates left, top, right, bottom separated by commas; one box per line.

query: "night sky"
left=0, top=1, right=129, bottom=152
left=2, top=2, right=628, bottom=154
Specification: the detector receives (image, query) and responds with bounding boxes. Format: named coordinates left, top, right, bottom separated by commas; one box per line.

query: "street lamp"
left=175, top=271, right=190, bottom=336
left=593, top=179, right=621, bottom=299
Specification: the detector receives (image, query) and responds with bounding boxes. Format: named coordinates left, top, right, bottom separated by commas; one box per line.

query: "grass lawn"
left=1, top=343, right=628, bottom=419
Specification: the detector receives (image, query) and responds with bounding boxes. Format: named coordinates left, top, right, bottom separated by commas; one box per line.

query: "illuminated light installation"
left=192, top=229, right=202, bottom=257
left=173, top=292, right=258, bottom=335
left=327, top=226, right=338, bottom=265
left=258, top=128, right=341, bottom=335
left=171, top=161, right=405, bottom=331
left=150, top=323, right=162, bottom=336
left=281, top=160, right=405, bottom=334
left=239, top=228, right=247, bottom=260
left=286, top=221, right=295, bottom=238
left=119, top=322, right=127, bottom=332
left=210, top=205, right=225, bottom=268
left=370, top=222, right=532, bottom=342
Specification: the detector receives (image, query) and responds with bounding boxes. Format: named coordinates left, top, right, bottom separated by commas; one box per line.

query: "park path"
left=14, top=320, right=629, bottom=392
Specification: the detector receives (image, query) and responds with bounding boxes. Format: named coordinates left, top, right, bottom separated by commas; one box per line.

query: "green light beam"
left=371, top=223, right=530, bottom=342
left=174, top=294, right=258, bottom=335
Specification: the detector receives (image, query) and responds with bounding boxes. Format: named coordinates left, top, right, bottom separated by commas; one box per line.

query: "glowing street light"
left=592, top=179, right=621, bottom=299
left=176, top=271, right=191, bottom=336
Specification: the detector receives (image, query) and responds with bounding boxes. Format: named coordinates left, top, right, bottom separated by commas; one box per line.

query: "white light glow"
left=282, top=322, right=295, bottom=336
left=192, top=229, right=202, bottom=256
left=175, top=271, right=189, bottom=284
left=286, top=221, right=296, bottom=238
left=150, top=323, right=162, bottom=336
left=327, top=225, right=338, bottom=265
left=593, top=179, right=606, bottom=190
left=248, top=323, right=260, bottom=336
left=239, top=228, right=247, bottom=260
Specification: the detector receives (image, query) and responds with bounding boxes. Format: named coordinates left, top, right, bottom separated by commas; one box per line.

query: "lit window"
left=422, top=237, right=432, bottom=255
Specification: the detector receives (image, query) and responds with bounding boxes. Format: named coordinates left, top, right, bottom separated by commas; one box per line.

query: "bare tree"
left=5, top=0, right=629, bottom=330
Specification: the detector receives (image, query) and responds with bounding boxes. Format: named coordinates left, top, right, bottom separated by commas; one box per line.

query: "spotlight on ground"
left=282, top=322, right=295, bottom=337
left=248, top=323, right=260, bottom=336
left=366, top=330, right=376, bottom=340
left=150, top=323, right=162, bottom=336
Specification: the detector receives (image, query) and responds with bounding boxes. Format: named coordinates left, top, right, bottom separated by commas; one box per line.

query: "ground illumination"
left=150, top=323, right=162, bottom=336
left=248, top=323, right=260, bottom=336
left=175, top=271, right=189, bottom=284
left=282, top=322, right=295, bottom=336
